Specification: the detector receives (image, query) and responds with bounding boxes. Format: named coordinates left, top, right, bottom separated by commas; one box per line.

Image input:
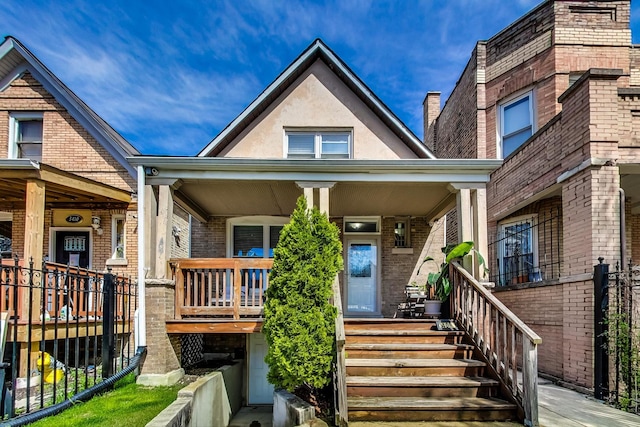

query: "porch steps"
left=344, top=319, right=518, bottom=423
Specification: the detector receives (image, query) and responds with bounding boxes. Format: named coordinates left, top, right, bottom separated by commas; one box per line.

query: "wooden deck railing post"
left=332, top=275, right=348, bottom=427
left=451, top=262, right=541, bottom=427
left=233, top=260, right=242, bottom=320
left=522, top=338, right=539, bottom=427
left=174, top=262, right=184, bottom=319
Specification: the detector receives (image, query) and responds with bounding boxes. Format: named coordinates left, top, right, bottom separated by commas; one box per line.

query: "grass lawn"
left=27, top=374, right=183, bottom=427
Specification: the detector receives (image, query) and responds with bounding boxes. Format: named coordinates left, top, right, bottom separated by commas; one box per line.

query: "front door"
left=248, top=333, right=274, bottom=404
left=345, top=239, right=379, bottom=316
left=53, top=230, right=91, bottom=268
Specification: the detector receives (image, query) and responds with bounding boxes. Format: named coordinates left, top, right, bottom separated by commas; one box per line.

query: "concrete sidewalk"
left=537, top=377, right=640, bottom=427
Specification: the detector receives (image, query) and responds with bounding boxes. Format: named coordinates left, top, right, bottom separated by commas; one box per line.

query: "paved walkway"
left=230, top=377, right=640, bottom=426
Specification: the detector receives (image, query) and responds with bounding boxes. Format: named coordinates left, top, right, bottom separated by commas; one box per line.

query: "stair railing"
left=331, top=274, right=348, bottom=427
left=451, top=262, right=542, bottom=427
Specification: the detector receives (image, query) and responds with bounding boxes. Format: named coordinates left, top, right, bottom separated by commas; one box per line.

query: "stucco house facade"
left=427, top=0, right=640, bottom=392
left=131, top=39, right=501, bottom=404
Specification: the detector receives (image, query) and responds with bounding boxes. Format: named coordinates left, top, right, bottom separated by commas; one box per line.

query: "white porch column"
left=472, top=188, right=488, bottom=279
left=319, top=187, right=330, bottom=216
left=155, top=185, right=174, bottom=279
left=296, top=182, right=336, bottom=214
left=454, top=187, right=473, bottom=273
left=304, top=187, right=314, bottom=210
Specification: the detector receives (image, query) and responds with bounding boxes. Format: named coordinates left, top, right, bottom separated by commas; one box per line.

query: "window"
left=0, top=212, right=12, bottom=258
left=394, top=218, right=410, bottom=247
left=497, top=215, right=538, bottom=286
left=499, top=91, right=534, bottom=158
left=228, top=217, right=289, bottom=258
left=286, top=131, right=351, bottom=159
left=111, top=215, right=126, bottom=259
left=344, top=217, right=380, bottom=234
left=9, top=113, right=43, bottom=161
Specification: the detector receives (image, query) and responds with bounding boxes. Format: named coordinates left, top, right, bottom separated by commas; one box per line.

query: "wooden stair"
left=344, top=319, right=518, bottom=423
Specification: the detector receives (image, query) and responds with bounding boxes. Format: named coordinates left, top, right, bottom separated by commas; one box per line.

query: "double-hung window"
left=499, top=91, right=534, bottom=158
left=497, top=215, right=537, bottom=286
left=286, top=131, right=351, bottom=159
left=10, top=113, right=43, bottom=161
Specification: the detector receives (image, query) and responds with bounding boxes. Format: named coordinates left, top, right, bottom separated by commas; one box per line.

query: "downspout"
left=620, top=188, right=626, bottom=270
left=137, top=165, right=147, bottom=347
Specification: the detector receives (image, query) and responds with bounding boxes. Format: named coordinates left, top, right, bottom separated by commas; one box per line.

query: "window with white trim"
left=344, top=217, right=380, bottom=234
left=111, top=215, right=126, bottom=260
left=228, top=217, right=289, bottom=258
left=286, top=131, right=351, bottom=159
left=499, top=91, right=534, bottom=158
left=9, top=113, right=43, bottom=161
left=497, top=215, right=538, bottom=286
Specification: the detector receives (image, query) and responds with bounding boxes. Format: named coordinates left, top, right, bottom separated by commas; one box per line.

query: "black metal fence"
left=594, top=259, right=640, bottom=413
left=0, top=257, right=137, bottom=422
left=489, top=207, right=562, bottom=287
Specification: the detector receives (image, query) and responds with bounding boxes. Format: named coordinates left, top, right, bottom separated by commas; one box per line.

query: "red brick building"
left=427, top=0, right=640, bottom=391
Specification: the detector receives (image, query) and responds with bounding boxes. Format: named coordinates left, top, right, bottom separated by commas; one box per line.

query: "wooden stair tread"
left=347, top=376, right=498, bottom=387
left=345, top=343, right=472, bottom=351
left=346, top=358, right=485, bottom=367
left=347, top=396, right=516, bottom=410
left=346, top=329, right=464, bottom=336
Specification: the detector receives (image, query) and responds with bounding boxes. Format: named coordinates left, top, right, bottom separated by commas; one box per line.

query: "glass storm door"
left=346, top=239, right=378, bottom=316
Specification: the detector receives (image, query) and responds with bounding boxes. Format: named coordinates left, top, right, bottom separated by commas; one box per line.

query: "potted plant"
left=418, top=241, right=488, bottom=318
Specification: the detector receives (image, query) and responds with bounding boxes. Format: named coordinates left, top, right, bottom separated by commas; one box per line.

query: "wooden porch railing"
left=1, top=258, right=132, bottom=321
left=170, top=258, right=273, bottom=320
left=451, top=262, right=542, bottom=427
left=331, top=275, right=348, bottom=427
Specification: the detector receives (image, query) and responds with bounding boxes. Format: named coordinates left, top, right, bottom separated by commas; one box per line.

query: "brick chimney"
left=423, top=91, right=441, bottom=152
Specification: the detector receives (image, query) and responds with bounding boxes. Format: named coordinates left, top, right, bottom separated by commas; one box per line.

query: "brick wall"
left=191, top=217, right=227, bottom=258
left=171, top=205, right=190, bottom=259
left=0, top=71, right=138, bottom=276
left=494, top=283, right=563, bottom=379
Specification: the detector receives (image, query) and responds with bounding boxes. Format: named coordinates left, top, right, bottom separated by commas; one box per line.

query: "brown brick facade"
left=430, top=0, right=639, bottom=390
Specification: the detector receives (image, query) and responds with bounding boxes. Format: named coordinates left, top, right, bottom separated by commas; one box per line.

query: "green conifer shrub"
left=263, top=196, right=343, bottom=391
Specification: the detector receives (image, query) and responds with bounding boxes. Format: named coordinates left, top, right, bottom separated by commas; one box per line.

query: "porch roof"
left=0, top=159, right=132, bottom=207
left=128, top=157, right=502, bottom=222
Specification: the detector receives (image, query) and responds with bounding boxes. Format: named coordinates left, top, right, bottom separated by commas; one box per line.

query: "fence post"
left=102, top=270, right=116, bottom=378
left=593, top=257, right=609, bottom=400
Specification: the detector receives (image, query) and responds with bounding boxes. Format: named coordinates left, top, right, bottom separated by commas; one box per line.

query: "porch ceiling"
left=0, top=159, right=131, bottom=207
left=176, top=179, right=454, bottom=218
left=129, top=157, right=503, bottom=222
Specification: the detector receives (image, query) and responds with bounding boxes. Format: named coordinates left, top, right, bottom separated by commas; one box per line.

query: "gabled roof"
left=0, top=36, right=140, bottom=177
left=198, top=39, right=435, bottom=159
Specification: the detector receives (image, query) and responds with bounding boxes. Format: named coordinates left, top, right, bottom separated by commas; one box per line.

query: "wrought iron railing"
left=0, top=257, right=136, bottom=422
left=451, top=262, right=541, bottom=427
left=170, top=258, right=273, bottom=320
left=489, top=207, right=561, bottom=287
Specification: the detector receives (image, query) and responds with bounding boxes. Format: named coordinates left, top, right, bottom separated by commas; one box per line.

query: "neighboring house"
left=427, top=0, right=640, bottom=391
left=130, top=39, right=499, bottom=402
left=0, top=36, right=139, bottom=276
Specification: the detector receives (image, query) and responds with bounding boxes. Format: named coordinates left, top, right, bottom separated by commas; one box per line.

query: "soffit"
left=0, top=160, right=131, bottom=208
left=176, top=179, right=454, bottom=219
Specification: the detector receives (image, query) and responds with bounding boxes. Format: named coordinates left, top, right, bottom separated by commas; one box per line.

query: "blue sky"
left=2, top=0, right=640, bottom=156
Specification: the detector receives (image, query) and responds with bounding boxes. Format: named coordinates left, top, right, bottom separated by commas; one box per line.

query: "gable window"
left=497, top=215, right=538, bottom=286
left=9, top=113, right=43, bottom=161
left=286, top=131, right=351, bottom=159
left=499, top=91, right=534, bottom=158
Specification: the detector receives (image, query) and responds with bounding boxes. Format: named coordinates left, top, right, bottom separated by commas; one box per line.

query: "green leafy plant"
left=418, top=241, right=488, bottom=301
left=263, top=196, right=343, bottom=392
